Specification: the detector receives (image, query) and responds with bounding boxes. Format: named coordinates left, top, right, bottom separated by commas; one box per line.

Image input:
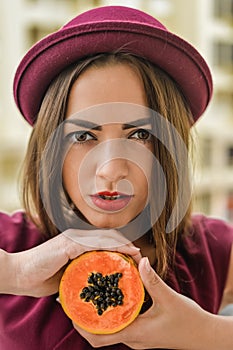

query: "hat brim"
left=14, top=20, right=213, bottom=125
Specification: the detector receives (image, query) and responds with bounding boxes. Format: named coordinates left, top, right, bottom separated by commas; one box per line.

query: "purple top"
left=0, top=211, right=233, bottom=350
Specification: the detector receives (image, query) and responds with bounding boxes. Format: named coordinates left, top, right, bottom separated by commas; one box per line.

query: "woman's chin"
left=87, top=216, right=132, bottom=230
left=77, top=206, right=144, bottom=230
left=89, top=221, right=129, bottom=230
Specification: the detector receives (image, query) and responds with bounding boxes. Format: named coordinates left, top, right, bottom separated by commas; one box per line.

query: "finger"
left=63, top=228, right=142, bottom=263
left=73, top=323, right=122, bottom=348
left=63, top=228, right=137, bottom=250
left=138, top=257, right=175, bottom=302
left=111, top=244, right=142, bottom=264
left=45, top=266, right=67, bottom=291
left=17, top=233, right=85, bottom=287
left=21, top=234, right=78, bottom=276
left=30, top=267, right=67, bottom=297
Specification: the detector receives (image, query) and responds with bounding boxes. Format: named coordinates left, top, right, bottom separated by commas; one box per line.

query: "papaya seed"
left=79, top=271, right=124, bottom=315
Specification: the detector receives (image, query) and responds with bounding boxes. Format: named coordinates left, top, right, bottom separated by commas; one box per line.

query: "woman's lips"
left=90, top=191, right=133, bottom=211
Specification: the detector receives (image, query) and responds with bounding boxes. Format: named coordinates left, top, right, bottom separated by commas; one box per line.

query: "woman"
left=1, top=5, right=233, bottom=349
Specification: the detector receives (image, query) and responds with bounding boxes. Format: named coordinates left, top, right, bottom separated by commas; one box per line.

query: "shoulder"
left=174, top=215, right=233, bottom=312
left=192, top=213, right=233, bottom=233
left=187, top=214, right=233, bottom=261
left=190, top=213, right=233, bottom=250
left=0, top=210, right=45, bottom=252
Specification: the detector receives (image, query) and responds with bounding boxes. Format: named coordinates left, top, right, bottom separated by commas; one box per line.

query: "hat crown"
left=62, top=5, right=167, bottom=31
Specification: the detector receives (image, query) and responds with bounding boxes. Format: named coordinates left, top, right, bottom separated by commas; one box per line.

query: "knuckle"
left=88, top=338, right=104, bottom=348
left=149, top=271, right=160, bottom=287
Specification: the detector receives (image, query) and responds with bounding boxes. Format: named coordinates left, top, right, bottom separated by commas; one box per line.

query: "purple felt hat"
left=13, top=5, right=213, bottom=125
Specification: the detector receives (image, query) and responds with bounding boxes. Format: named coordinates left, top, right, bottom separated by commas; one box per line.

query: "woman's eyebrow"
left=122, top=117, right=152, bottom=130
left=64, top=119, right=102, bottom=130
left=64, top=117, right=152, bottom=130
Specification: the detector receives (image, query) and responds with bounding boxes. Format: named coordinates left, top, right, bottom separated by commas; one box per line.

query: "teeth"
left=100, top=195, right=120, bottom=200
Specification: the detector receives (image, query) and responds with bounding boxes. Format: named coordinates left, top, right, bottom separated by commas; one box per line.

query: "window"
left=28, top=25, right=59, bottom=46
left=227, top=146, right=233, bottom=166
left=214, top=0, right=233, bottom=20
left=213, top=42, right=233, bottom=71
left=92, top=0, right=102, bottom=5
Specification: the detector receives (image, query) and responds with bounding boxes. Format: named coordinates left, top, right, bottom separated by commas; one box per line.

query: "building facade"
left=0, top=0, right=232, bottom=223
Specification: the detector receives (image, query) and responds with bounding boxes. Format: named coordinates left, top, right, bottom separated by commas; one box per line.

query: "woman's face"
left=62, top=63, right=154, bottom=228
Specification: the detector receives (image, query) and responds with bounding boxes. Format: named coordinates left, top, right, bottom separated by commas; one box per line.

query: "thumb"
left=138, top=257, right=172, bottom=302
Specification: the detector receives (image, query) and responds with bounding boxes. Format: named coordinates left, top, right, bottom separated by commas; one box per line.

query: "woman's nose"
left=96, top=157, right=129, bottom=183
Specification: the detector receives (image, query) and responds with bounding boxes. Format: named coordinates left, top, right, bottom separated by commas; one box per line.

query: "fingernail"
left=133, top=247, right=141, bottom=251
left=144, top=257, right=151, bottom=273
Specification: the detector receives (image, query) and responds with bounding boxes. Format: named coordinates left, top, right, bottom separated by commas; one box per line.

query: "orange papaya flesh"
left=59, top=250, right=145, bottom=334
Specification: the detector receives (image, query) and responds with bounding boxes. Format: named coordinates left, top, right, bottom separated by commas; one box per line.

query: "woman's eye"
left=129, top=129, right=152, bottom=141
left=68, top=131, right=96, bottom=144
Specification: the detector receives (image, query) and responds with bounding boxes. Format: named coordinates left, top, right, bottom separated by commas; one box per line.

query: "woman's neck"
left=133, top=232, right=156, bottom=266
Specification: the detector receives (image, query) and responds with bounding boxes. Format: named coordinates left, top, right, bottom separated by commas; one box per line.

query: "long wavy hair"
left=21, top=52, right=193, bottom=278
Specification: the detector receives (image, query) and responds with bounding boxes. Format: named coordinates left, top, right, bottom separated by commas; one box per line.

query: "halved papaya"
left=59, top=250, right=145, bottom=334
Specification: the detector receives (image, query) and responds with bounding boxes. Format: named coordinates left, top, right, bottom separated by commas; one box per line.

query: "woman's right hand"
left=1, top=228, right=141, bottom=297
left=74, top=257, right=233, bottom=350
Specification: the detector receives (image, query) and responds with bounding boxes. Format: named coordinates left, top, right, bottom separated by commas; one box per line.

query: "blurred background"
left=0, top=0, right=232, bottom=223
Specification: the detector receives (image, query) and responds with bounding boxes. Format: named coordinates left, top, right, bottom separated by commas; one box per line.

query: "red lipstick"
left=90, top=191, right=132, bottom=211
